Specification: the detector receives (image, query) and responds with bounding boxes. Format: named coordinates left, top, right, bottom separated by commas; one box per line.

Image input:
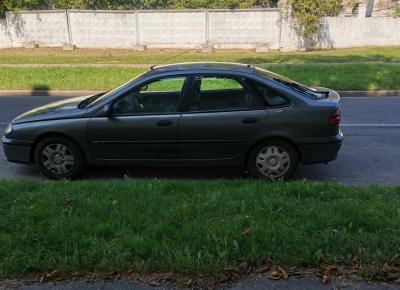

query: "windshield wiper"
left=78, top=92, right=106, bottom=109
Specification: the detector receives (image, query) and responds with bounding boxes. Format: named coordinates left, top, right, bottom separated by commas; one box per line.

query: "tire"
left=246, top=140, right=299, bottom=180
left=34, top=136, right=86, bottom=180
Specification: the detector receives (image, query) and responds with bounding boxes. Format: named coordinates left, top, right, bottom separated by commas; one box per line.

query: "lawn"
left=0, top=46, right=399, bottom=65
left=1, top=63, right=399, bottom=91
left=0, top=179, right=399, bottom=282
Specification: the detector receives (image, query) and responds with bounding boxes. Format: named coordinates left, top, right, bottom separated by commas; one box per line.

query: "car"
left=2, top=62, right=343, bottom=180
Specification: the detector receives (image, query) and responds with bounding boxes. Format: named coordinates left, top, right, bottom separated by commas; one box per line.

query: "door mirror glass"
left=102, top=104, right=112, bottom=116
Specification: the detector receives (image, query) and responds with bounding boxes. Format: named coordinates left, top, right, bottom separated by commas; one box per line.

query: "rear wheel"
left=34, top=136, right=85, bottom=180
left=247, top=140, right=299, bottom=180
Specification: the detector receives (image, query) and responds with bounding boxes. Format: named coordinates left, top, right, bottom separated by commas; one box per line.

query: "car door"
left=87, top=76, right=188, bottom=160
left=178, top=74, right=269, bottom=160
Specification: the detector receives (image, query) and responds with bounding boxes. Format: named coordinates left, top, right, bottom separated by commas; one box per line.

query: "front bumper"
left=294, top=131, right=343, bottom=164
left=2, top=136, right=33, bottom=164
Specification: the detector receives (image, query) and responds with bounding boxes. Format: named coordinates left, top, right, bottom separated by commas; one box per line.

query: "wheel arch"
left=30, top=132, right=86, bottom=163
left=245, top=136, right=302, bottom=166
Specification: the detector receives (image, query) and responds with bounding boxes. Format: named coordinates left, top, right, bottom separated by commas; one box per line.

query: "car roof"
left=146, top=62, right=256, bottom=75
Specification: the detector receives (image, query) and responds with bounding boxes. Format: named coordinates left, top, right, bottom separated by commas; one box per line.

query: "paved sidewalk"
left=0, top=61, right=400, bottom=68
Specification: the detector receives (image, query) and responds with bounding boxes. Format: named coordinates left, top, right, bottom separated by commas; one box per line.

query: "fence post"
left=134, top=10, right=145, bottom=50
left=201, top=9, right=212, bottom=52
left=63, top=10, right=74, bottom=50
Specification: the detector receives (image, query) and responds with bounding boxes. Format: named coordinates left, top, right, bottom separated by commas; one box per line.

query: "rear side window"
left=247, top=79, right=290, bottom=107
left=187, top=76, right=264, bottom=112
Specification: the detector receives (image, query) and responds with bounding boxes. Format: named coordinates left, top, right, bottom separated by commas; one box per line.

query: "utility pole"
left=366, top=0, right=375, bottom=17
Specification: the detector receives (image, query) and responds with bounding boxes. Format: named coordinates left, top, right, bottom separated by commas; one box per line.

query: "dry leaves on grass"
left=242, top=228, right=252, bottom=236
left=315, top=264, right=337, bottom=284
left=381, top=263, right=400, bottom=281
left=38, top=270, right=62, bottom=283
left=85, top=273, right=96, bottom=283
left=266, top=266, right=289, bottom=280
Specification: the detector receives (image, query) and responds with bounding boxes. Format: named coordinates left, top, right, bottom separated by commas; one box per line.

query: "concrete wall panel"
left=6, top=11, right=69, bottom=47
left=68, top=11, right=137, bottom=48
left=209, top=10, right=280, bottom=49
left=0, top=20, right=11, bottom=48
left=138, top=11, right=206, bottom=46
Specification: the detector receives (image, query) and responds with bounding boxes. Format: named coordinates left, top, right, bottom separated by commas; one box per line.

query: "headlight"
left=4, top=124, right=13, bottom=135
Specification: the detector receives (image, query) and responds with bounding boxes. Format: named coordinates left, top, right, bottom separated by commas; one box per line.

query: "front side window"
left=188, top=76, right=263, bottom=112
left=112, top=76, right=186, bottom=115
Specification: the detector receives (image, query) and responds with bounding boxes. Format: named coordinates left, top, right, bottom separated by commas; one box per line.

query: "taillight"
left=329, top=109, right=341, bottom=125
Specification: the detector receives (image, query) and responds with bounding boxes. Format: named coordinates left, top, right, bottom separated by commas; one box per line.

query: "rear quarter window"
left=247, top=79, right=290, bottom=107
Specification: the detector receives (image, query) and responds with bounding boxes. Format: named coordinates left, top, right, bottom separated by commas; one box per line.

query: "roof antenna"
left=149, top=45, right=204, bottom=70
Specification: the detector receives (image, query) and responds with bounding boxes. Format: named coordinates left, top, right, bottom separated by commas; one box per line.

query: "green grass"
left=0, top=179, right=399, bottom=280
left=0, top=46, right=399, bottom=64
left=1, top=63, right=400, bottom=91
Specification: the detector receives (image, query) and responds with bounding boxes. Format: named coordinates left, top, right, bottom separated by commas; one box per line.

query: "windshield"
left=255, top=67, right=329, bottom=99
left=81, top=72, right=147, bottom=108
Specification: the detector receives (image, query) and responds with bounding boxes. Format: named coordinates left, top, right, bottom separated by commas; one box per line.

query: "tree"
left=289, top=0, right=343, bottom=48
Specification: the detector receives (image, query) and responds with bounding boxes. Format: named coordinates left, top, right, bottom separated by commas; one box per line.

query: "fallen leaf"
left=277, top=266, right=289, bottom=280
left=71, top=272, right=80, bottom=281
left=46, top=270, right=59, bottom=278
left=126, top=268, right=136, bottom=275
left=114, top=273, right=122, bottom=281
left=242, top=228, right=252, bottom=236
left=266, top=270, right=280, bottom=280
left=322, top=274, right=329, bottom=284
left=64, top=196, right=72, bottom=206
left=86, top=273, right=96, bottom=283
left=184, top=278, right=194, bottom=287
left=382, top=263, right=400, bottom=273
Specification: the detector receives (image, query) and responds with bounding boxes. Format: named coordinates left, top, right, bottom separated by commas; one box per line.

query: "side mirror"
left=102, top=104, right=112, bottom=116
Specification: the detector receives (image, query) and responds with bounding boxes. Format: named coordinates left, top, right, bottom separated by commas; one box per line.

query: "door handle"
left=242, top=117, right=258, bottom=124
left=157, top=120, right=173, bottom=127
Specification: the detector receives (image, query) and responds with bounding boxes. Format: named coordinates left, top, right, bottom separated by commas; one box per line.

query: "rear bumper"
left=2, top=136, right=33, bottom=164
left=294, top=131, right=343, bottom=164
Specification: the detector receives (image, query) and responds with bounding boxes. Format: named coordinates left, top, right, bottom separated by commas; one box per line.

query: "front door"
left=87, top=76, right=187, bottom=160
left=178, top=75, right=268, bottom=160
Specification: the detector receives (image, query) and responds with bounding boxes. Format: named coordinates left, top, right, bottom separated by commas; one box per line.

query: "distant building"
left=342, top=0, right=398, bottom=17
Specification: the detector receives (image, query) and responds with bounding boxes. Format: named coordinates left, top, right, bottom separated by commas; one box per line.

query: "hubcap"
left=41, top=143, right=75, bottom=175
left=256, top=145, right=290, bottom=178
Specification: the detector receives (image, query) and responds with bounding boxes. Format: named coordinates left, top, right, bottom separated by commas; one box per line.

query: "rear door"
left=178, top=75, right=268, bottom=160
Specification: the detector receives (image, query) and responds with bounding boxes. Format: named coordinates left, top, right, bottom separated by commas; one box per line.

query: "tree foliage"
left=289, top=0, right=343, bottom=48
left=0, top=0, right=278, bottom=12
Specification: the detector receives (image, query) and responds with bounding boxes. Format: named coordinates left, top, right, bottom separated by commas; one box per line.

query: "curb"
left=339, top=90, right=400, bottom=97
left=0, top=90, right=399, bottom=98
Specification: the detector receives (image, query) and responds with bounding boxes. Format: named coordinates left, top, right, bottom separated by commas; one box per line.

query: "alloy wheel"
left=41, top=143, right=75, bottom=175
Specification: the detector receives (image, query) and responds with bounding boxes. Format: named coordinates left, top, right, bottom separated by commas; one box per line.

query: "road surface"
left=1, top=95, right=400, bottom=185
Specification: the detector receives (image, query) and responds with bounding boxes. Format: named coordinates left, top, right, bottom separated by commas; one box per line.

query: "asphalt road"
left=1, top=95, right=400, bottom=185
left=10, top=276, right=400, bottom=290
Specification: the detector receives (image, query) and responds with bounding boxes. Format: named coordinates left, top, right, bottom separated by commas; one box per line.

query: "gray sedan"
left=2, top=62, right=343, bottom=180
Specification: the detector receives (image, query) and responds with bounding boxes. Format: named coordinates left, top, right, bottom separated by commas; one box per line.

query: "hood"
left=12, top=95, right=91, bottom=124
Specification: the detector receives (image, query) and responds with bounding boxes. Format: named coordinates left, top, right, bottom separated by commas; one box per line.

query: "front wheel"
left=247, top=140, right=299, bottom=180
left=34, top=136, right=85, bottom=180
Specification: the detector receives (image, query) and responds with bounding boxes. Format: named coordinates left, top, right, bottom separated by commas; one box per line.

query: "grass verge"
left=0, top=46, right=399, bottom=64
left=1, top=63, right=400, bottom=91
left=0, top=179, right=399, bottom=281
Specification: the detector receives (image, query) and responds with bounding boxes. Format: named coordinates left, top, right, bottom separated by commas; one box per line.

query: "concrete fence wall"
left=1, top=8, right=400, bottom=51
